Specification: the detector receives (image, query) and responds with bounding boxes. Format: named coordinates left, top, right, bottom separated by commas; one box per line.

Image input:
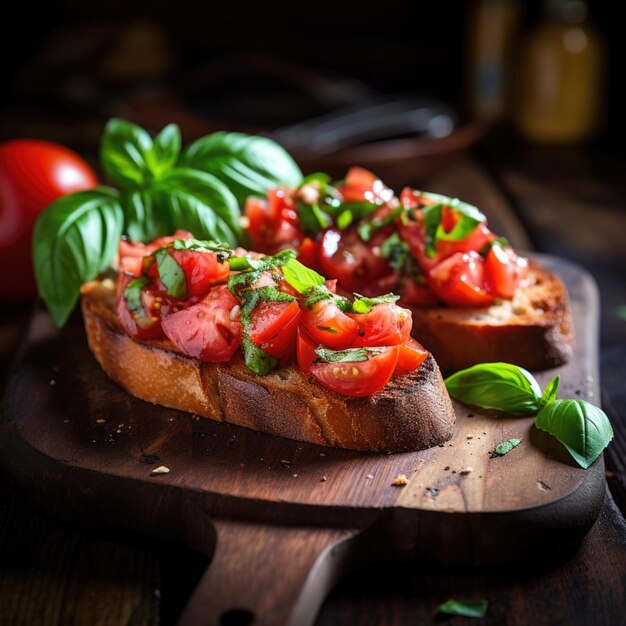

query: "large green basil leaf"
left=121, top=189, right=168, bottom=243
left=33, top=187, right=123, bottom=326
left=180, top=132, right=302, bottom=205
left=149, top=168, right=241, bottom=246
left=444, top=362, right=542, bottom=415
left=100, top=118, right=155, bottom=188
left=100, top=119, right=182, bottom=188
left=535, top=399, right=613, bottom=469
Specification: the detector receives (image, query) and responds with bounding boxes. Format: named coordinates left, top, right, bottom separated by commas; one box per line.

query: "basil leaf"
left=146, top=123, right=181, bottom=178
left=541, top=375, right=560, bottom=407
left=493, top=438, right=523, bottom=456
left=121, top=189, right=168, bottom=243
left=419, top=191, right=487, bottom=257
left=282, top=259, right=325, bottom=295
left=356, top=205, right=403, bottom=242
left=228, top=256, right=266, bottom=271
left=535, top=399, right=614, bottom=469
left=171, top=238, right=231, bottom=257
left=422, top=203, right=443, bottom=257
left=124, top=276, right=150, bottom=312
left=154, top=248, right=187, bottom=299
left=33, top=187, right=123, bottom=326
left=315, top=346, right=387, bottom=363
left=152, top=168, right=241, bottom=245
left=180, top=132, right=302, bottom=205
left=444, top=363, right=542, bottom=415
left=381, top=232, right=410, bottom=270
left=100, top=118, right=154, bottom=188
left=351, top=293, right=400, bottom=314
left=336, top=209, right=353, bottom=230
left=241, top=335, right=279, bottom=376
left=301, top=172, right=331, bottom=185
left=439, top=599, right=488, bottom=618
left=297, top=201, right=331, bottom=235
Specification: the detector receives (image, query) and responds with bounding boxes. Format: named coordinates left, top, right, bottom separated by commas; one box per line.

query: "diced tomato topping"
left=301, top=298, right=359, bottom=350
left=248, top=299, right=302, bottom=364
left=160, top=285, right=242, bottom=362
left=429, top=251, right=495, bottom=307
left=296, top=327, right=319, bottom=374
left=296, top=237, right=321, bottom=271
left=350, top=302, right=412, bottom=348
left=484, top=244, right=528, bottom=299
left=319, top=228, right=390, bottom=292
left=115, top=273, right=164, bottom=340
left=310, top=346, right=400, bottom=397
left=394, top=338, right=429, bottom=376
left=397, top=277, right=440, bottom=306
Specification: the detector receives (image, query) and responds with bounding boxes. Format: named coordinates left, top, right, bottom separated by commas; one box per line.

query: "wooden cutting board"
left=0, top=255, right=605, bottom=626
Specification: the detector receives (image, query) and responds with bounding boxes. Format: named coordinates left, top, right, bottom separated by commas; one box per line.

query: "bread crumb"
left=292, top=473, right=298, bottom=478
left=320, top=476, right=327, bottom=482
left=366, top=474, right=374, bottom=480
left=392, top=474, right=409, bottom=487
left=151, top=466, right=170, bottom=475
left=281, top=459, right=292, bottom=468
left=460, top=466, right=473, bottom=475
left=466, top=434, right=474, bottom=439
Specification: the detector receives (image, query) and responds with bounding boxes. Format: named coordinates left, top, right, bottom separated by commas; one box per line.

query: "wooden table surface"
left=1, top=133, right=626, bottom=626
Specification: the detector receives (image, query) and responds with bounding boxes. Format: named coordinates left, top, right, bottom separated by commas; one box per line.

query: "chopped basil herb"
left=241, top=335, right=279, bottom=376
left=301, top=172, right=332, bottom=185
left=357, top=205, right=404, bottom=242
left=381, top=232, right=410, bottom=270
left=154, top=247, right=187, bottom=299
left=419, top=191, right=486, bottom=258
left=282, top=258, right=325, bottom=295
left=314, top=346, right=387, bottom=363
left=336, top=209, right=353, bottom=230
left=351, top=293, right=400, bottom=314
left=493, top=438, right=523, bottom=457
left=171, top=238, right=231, bottom=255
left=297, top=201, right=331, bottom=235
left=227, top=249, right=297, bottom=295
left=438, top=599, right=488, bottom=618
left=123, top=276, right=150, bottom=312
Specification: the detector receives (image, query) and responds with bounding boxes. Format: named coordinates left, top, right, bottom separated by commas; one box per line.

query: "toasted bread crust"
left=80, top=281, right=455, bottom=452
left=409, top=262, right=574, bottom=375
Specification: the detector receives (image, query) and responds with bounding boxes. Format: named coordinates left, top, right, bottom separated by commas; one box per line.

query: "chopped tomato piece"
left=394, top=338, right=429, bottom=376
left=319, top=228, right=389, bottom=292
left=310, top=346, right=400, bottom=397
left=160, top=285, right=242, bottom=362
left=248, top=299, right=302, bottom=363
left=429, top=251, right=495, bottom=307
left=397, top=277, right=440, bottom=306
left=296, top=237, right=321, bottom=271
left=301, top=297, right=359, bottom=350
left=436, top=223, right=495, bottom=260
left=350, top=302, right=412, bottom=348
left=485, top=245, right=528, bottom=299
left=296, top=327, right=319, bottom=374
left=115, top=274, right=164, bottom=340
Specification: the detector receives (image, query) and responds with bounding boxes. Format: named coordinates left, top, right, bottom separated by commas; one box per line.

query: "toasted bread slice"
left=409, top=262, right=573, bottom=375
left=80, top=280, right=455, bottom=452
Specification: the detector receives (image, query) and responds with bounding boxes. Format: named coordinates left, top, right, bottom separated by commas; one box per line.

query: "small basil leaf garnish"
left=282, top=258, right=325, bottom=295
left=493, top=438, right=523, bottom=457
left=540, top=375, right=560, bottom=407
left=535, top=399, right=614, bottom=469
left=241, top=336, right=279, bottom=376
left=154, top=248, right=187, bottom=300
left=444, top=363, right=542, bottom=415
left=381, top=232, right=410, bottom=270
left=314, top=346, right=387, bottom=363
left=438, top=599, right=488, bottom=619
left=351, top=293, right=400, bottom=314
left=123, top=276, right=150, bottom=312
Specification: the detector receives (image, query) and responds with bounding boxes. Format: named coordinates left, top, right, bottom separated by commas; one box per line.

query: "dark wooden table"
left=1, top=133, right=626, bottom=626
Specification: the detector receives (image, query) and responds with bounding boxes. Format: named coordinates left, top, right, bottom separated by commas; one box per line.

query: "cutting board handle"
left=177, top=519, right=358, bottom=626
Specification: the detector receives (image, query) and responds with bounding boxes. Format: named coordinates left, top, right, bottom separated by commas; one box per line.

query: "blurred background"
left=1, top=0, right=622, bottom=180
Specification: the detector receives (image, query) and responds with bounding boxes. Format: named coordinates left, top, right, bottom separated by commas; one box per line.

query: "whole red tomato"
left=0, top=140, right=98, bottom=298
